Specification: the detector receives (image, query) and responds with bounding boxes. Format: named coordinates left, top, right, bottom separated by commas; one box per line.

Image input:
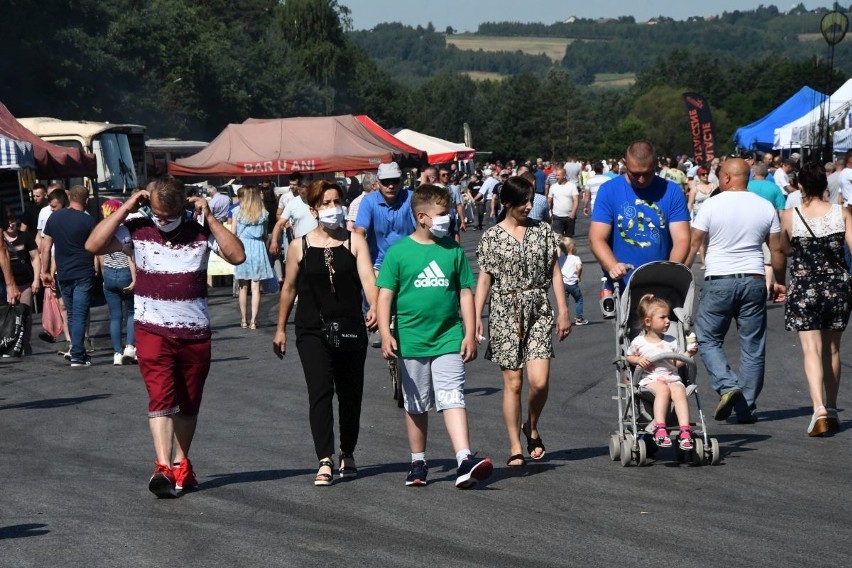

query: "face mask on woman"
left=318, top=206, right=345, bottom=229
left=429, top=214, right=451, bottom=238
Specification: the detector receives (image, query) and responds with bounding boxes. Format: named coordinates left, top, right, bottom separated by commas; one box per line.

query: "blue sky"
left=342, top=1, right=843, bottom=32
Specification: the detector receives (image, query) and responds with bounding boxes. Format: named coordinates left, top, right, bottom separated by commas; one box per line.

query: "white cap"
left=377, top=162, right=402, bottom=180
left=483, top=168, right=493, bottom=176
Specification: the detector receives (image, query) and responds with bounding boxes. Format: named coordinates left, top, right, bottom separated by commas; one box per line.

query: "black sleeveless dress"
left=295, top=236, right=365, bottom=339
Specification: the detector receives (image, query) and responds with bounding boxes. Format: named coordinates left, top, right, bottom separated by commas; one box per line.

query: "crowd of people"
left=2, top=140, right=851, bottom=497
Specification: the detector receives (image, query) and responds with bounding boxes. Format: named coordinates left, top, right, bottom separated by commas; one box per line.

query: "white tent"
left=774, top=79, right=852, bottom=149
left=835, top=128, right=852, bottom=154
left=391, top=129, right=475, bottom=165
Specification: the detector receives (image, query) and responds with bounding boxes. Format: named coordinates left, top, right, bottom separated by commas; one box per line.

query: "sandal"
left=240, top=320, right=248, bottom=329
left=678, top=426, right=693, bottom=451
left=808, top=407, right=830, bottom=437
left=338, top=452, right=358, bottom=478
left=314, top=459, right=334, bottom=486
left=826, top=407, right=839, bottom=432
left=653, top=424, right=672, bottom=448
left=506, top=453, right=526, bottom=467
left=521, top=421, right=546, bottom=460
left=249, top=321, right=257, bottom=330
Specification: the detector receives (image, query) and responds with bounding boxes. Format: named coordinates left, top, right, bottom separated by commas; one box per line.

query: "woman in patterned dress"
left=232, top=186, right=275, bottom=329
left=780, top=162, right=852, bottom=437
left=474, top=176, right=571, bottom=466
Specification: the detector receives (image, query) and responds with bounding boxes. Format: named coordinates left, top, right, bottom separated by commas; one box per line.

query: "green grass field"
left=445, top=34, right=573, bottom=62
left=592, top=72, right=636, bottom=87
left=462, top=71, right=508, bottom=82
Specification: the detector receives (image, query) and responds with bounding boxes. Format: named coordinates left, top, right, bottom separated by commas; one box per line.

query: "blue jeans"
left=102, top=267, right=134, bottom=354
left=695, top=277, right=767, bottom=417
left=564, top=282, right=584, bottom=320
left=58, top=276, right=94, bottom=362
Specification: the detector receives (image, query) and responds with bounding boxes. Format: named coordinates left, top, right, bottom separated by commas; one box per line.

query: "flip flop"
left=506, top=453, right=526, bottom=467
left=522, top=422, right=546, bottom=460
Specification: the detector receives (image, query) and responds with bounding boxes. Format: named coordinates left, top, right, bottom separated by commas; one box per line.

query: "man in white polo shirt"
left=688, top=158, right=786, bottom=425
left=548, top=166, right=579, bottom=236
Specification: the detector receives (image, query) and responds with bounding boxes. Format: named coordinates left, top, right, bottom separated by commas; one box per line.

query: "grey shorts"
left=400, top=353, right=466, bottom=414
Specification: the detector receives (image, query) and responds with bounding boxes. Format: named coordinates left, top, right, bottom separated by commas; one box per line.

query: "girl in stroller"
left=626, top=294, right=699, bottom=451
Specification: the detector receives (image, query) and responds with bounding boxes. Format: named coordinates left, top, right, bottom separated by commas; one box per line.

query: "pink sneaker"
left=173, top=458, right=198, bottom=491
left=148, top=463, right=176, bottom=498
left=678, top=427, right=694, bottom=451
left=653, top=424, right=672, bottom=447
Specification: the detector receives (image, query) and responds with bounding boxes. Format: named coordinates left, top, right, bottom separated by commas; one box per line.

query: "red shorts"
left=136, top=327, right=211, bottom=418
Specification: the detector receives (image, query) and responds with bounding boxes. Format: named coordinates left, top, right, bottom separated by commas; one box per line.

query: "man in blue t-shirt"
left=590, top=140, right=691, bottom=287
left=354, top=161, right=416, bottom=271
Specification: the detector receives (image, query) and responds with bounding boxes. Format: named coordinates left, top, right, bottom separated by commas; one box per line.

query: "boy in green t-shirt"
left=376, top=184, right=493, bottom=489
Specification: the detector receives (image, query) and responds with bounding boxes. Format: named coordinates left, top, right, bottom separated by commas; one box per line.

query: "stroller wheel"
left=709, top=438, right=721, bottom=465
left=691, top=437, right=705, bottom=466
left=620, top=434, right=634, bottom=467
left=637, top=438, right=648, bottom=466
left=608, top=434, right=621, bottom=461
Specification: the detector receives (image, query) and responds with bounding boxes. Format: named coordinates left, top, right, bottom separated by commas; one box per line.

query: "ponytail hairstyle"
left=637, top=293, right=670, bottom=330
left=497, top=175, right=534, bottom=222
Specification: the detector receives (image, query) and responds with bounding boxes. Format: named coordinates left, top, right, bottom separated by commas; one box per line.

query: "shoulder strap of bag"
left=301, top=235, right=326, bottom=323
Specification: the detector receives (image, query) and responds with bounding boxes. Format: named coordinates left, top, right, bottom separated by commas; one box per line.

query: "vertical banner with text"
left=683, top=92, right=717, bottom=165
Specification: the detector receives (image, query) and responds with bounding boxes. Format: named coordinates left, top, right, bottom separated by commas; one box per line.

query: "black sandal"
left=522, top=422, right=546, bottom=460
left=315, top=459, right=334, bottom=486
left=338, top=452, right=358, bottom=478
left=506, top=453, right=526, bottom=467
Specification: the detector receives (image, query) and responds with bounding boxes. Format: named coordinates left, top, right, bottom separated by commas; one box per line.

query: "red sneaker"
left=173, top=458, right=198, bottom=491
left=148, top=463, right=176, bottom=498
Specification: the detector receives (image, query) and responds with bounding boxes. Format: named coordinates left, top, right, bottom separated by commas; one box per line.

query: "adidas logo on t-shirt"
left=415, top=260, right=450, bottom=288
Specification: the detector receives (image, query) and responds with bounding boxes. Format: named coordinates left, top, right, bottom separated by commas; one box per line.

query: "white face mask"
left=318, top=206, right=344, bottom=229
left=429, top=214, right=451, bottom=238
left=152, top=213, right=182, bottom=233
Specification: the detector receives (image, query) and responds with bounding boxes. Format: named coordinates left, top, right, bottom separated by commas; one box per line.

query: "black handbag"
left=301, top=235, right=366, bottom=352
left=0, top=303, right=30, bottom=357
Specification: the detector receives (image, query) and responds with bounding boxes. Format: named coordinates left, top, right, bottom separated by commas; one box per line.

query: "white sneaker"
left=113, top=352, right=124, bottom=366
left=122, top=345, right=137, bottom=364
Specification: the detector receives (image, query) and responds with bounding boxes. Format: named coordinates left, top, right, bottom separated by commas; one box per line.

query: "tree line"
left=0, top=1, right=847, bottom=164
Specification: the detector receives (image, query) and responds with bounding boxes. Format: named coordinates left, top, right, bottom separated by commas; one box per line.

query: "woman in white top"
left=780, top=162, right=852, bottom=437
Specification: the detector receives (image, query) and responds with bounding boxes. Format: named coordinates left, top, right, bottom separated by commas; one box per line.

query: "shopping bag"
left=42, top=290, right=63, bottom=339
left=0, top=303, right=30, bottom=357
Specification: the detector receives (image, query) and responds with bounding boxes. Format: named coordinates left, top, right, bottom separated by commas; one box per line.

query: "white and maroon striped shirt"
left=116, top=217, right=218, bottom=340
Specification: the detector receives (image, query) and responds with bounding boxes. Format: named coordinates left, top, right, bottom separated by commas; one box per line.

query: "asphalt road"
left=2, top=217, right=851, bottom=567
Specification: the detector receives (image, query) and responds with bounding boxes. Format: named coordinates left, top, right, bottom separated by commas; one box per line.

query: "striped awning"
left=834, top=127, right=852, bottom=153
left=0, top=136, right=35, bottom=171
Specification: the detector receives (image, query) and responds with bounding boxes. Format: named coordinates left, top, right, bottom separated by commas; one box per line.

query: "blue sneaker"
left=405, top=460, right=428, bottom=486
left=455, top=455, right=493, bottom=489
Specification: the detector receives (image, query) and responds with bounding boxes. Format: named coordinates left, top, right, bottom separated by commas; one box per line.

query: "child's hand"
left=636, top=356, right=654, bottom=371
left=686, top=344, right=699, bottom=356
left=380, top=334, right=398, bottom=361
left=460, top=336, right=478, bottom=363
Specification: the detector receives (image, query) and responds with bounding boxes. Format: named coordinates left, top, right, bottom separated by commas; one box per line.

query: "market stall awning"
left=0, top=101, right=96, bottom=177
left=774, top=79, right=852, bottom=149
left=734, top=86, right=826, bottom=151
left=169, top=115, right=425, bottom=177
left=390, top=128, right=476, bottom=164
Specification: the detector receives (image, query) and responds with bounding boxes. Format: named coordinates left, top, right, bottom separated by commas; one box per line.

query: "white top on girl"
left=558, top=254, right=582, bottom=285
left=628, top=332, right=681, bottom=386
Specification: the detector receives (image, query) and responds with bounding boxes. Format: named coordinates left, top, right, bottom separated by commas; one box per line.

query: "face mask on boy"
left=428, top=214, right=451, bottom=238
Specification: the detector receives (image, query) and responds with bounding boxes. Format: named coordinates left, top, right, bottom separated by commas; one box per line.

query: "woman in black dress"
left=273, top=180, right=378, bottom=485
left=780, top=162, right=852, bottom=437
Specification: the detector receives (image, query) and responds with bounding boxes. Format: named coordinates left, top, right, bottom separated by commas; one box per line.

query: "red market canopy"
left=0, top=101, right=96, bottom=178
left=169, top=115, right=425, bottom=177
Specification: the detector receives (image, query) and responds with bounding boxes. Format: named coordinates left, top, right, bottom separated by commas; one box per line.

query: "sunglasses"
left=380, top=177, right=401, bottom=186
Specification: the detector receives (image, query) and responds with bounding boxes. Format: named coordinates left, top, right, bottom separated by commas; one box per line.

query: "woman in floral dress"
left=474, top=176, right=571, bottom=466
left=780, top=162, right=852, bottom=437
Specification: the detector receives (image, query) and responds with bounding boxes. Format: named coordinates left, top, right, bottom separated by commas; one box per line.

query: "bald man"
left=590, top=140, right=691, bottom=286
left=688, top=158, right=787, bottom=425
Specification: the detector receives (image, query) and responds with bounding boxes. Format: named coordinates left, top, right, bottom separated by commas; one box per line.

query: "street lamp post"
left=819, top=6, right=848, bottom=163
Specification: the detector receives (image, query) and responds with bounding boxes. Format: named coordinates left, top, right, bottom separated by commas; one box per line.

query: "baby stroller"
left=607, top=261, right=720, bottom=466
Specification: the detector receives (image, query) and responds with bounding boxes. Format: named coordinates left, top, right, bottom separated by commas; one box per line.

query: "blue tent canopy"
left=734, top=86, right=826, bottom=151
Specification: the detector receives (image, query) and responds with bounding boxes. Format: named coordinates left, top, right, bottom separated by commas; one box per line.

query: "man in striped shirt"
left=86, top=178, right=245, bottom=498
